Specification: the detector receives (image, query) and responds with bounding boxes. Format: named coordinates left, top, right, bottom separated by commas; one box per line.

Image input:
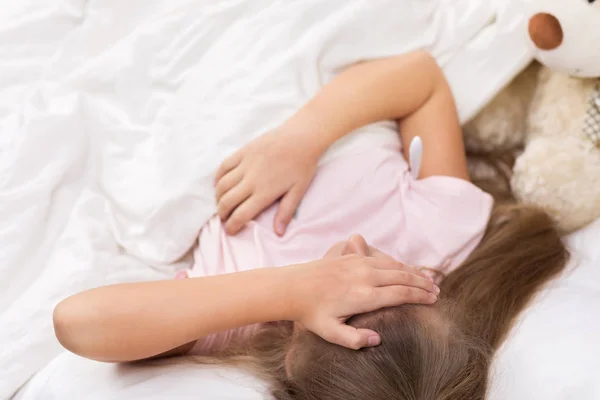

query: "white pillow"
left=15, top=353, right=268, bottom=400
left=488, top=218, right=600, bottom=400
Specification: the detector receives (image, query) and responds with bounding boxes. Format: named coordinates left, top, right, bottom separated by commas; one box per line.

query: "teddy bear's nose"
left=528, top=13, right=563, bottom=50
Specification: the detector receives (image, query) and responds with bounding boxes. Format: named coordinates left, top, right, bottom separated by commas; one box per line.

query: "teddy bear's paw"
left=526, top=71, right=592, bottom=141
left=511, top=136, right=600, bottom=232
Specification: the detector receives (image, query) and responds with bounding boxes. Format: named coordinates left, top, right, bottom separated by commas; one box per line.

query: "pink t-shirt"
left=185, top=143, right=494, bottom=354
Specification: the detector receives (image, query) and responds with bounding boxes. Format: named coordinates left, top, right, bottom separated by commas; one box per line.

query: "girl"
left=53, top=52, right=568, bottom=399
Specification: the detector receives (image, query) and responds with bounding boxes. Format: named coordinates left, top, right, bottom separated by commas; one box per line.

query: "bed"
left=1, top=0, right=597, bottom=399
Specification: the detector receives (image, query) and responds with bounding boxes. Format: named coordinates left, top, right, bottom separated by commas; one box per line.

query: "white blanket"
left=0, top=0, right=531, bottom=397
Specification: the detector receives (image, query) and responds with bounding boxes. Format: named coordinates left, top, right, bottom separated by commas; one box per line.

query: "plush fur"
left=466, top=0, right=600, bottom=232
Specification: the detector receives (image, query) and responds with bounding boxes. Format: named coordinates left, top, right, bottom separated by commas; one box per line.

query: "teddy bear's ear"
left=528, top=13, right=563, bottom=51
left=526, top=0, right=600, bottom=77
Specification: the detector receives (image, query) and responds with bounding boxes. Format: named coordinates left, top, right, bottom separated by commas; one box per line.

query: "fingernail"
left=434, top=285, right=440, bottom=295
left=367, top=335, right=381, bottom=347
left=225, top=224, right=237, bottom=236
left=275, top=221, right=286, bottom=236
left=430, top=293, right=438, bottom=302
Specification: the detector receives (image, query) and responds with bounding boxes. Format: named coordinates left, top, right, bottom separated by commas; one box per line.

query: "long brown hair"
left=196, top=205, right=568, bottom=399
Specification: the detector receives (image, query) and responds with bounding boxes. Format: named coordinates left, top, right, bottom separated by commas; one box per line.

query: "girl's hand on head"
left=214, top=128, right=321, bottom=236
left=284, top=254, right=440, bottom=350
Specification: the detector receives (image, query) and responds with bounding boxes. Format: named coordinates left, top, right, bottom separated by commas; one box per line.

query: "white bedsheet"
left=1, top=0, right=533, bottom=397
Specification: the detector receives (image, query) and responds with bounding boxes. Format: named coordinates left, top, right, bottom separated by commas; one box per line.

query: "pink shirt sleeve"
left=400, top=175, right=494, bottom=275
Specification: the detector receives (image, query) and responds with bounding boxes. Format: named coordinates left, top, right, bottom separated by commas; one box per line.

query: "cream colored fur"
left=466, top=0, right=600, bottom=232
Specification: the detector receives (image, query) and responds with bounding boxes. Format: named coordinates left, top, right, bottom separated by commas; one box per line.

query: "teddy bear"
left=465, top=0, right=600, bottom=233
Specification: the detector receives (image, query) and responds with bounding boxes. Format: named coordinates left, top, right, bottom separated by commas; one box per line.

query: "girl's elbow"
left=53, top=297, right=94, bottom=357
left=404, top=50, right=439, bottom=72
left=53, top=296, right=132, bottom=363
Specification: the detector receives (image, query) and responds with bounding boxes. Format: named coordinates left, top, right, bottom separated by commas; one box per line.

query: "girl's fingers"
left=373, top=286, right=437, bottom=310
left=218, top=183, right=252, bottom=221
left=214, top=152, right=242, bottom=184
left=369, top=248, right=434, bottom=281
left=369, top=248, right=395, bottom=262
left=273, top=185, right=305, bottom=236
left=372, top=269, right=439, bottom=294
left=318, top=322, right=381, bottom=350
left=215, top=169, right=243, bottom=202
left=224, top=192, right=276, bottom=235
left=400, top=263, right=435, bottom=282
left=369, top=258, right=434, bottom=282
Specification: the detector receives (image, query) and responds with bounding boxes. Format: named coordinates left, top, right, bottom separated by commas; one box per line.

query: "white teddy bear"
left=466, top=0, right=600, bottom=232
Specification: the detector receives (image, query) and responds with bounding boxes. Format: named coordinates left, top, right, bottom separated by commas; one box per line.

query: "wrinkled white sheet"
left=15, top=219, right=600, bottom=400
left=1, top=0, right=533, bottom=397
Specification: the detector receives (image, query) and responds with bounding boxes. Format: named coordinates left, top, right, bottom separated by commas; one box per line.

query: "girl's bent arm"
left=287, top=51, right=469, bottom=180
left=214, top=52, right=469, bottom=235
left=53, top=256, right=438, bottom=362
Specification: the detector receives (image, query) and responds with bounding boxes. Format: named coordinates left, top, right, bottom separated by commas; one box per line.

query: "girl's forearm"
left=284, top=51, right=442, bottom=154
left=53, top=267, right=290, bottom=362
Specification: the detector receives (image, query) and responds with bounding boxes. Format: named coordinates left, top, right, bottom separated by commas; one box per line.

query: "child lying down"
left=53, top=52, right=568, bottom=400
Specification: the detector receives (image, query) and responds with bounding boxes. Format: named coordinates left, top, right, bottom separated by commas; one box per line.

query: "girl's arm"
left=287, top=50, right=468, bottom=180
left=53, top=256, right=438, bottom=362
left=215, top=51, right=469, bottom=235
left=53, top=268, right=288, bottom=363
